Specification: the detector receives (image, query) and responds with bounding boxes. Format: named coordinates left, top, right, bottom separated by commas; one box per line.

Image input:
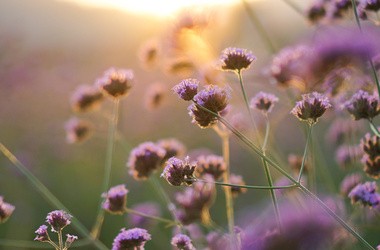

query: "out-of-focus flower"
left=127, top=142, right=166, bottom=180
left=0, top=196, right=15, bottom=223
left=65, top=234, right=78, bottom=248
left=165, top=57, right=196, bottom=77
left=46, top=210, right=72, bottom=232
left=340, top=173, right=363, bottom=196
left=361, top=133, right=380, bottom=178
left=161, top=156, right=196, bottom=186
left=189, top=85, right=230, bottom=128
left=64, top=117, right=93, bottom=144
left=144, top=82, right=166, bottom=110
left=228, top=174, right=247, bottom=197
left=96, top=67, right=134, bottom=99
left=112, top=228, right=151, bottom=250
left=306, top=0, right=327, bottom=23
left=359, top=0, right=380, bottom=12
left=102, top=184, right=129, bottom=215
left=138, top=39, right=160, bottom=70
left=128, top=202, right=160, bottom=228
left=335, top=145, right=362, bottom=169
left=195, top=154, right=226, bottom=181
left=291, top=92, right=332, bottom=125
left=34, top=225, right=49, bottom=242
left=250, top=92, right=279, bottom=114
left=326, top=118, right=363, bottom=145
left=344, top=90, right=380, bottom=121
left=70, top=84, right=103, bottom=113
left=348, top=181, right=380, bottom=207
left=171, top=234, right=195, bottom=250
left=220, top=47, right=256, bottom=72
left=173, top=78, right=199, bottom=101
left=157, top=138, right=186, bottom=164
left=288, top=154, right=307, bottom=174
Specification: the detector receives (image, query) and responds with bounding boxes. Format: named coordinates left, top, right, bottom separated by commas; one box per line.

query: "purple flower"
left=171, top=234, right=195, bottom=250
left=34, top=225, right=49, bottom=242
left=348, top=182, right=380, bottom=207
left=250, top=91, right=279, bottom=114
left=361, top=133, right=380, bottom=178
left=326, top=118, right=363, bottom=145
left=46, top=210, right=72, bottom=232
left=127, top=142, right=166, bottom=180
left=65, top=234, right=78, bottom=248
left=195, top=154, right=226, bottom=181
left=173, top=79, right=199, bottom=101
left=112, top=228, right=151, bottom=250
left=156, top=138, right=186, bottom=164
left=229, top=174, right=247, bottom=197
left=344, top=90, right=380, bottom=121
left=189, top=85, right=230, bottom=128
left=64, top=117, right=93, bottom=144
left=102, top=184, right=129, bottom=215
left=359, top=0, right=380, bottom=11
left=161, top=156, right=196, bottom=186
left=128, top=202, right=160, bottom=228
left=70, top=84, right=104, bottom=113
left=306, top=0, right=327, bottom=23
left=0, top=196, right=15, bottom=223
left=96, top=67, right=134, bottom=99
left=144, top=82, right=165, bottom=110
left=291, top=92, right=332, bottom=125
left=340, top=173, right=363, bottom=196
left=335, top=145, right=362, bottom=169
left=220, top=47, right=256, bottom=72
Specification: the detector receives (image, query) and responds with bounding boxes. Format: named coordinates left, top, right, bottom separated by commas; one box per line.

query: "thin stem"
left=298, top=125, right=313, bottom=182
left=0, top=143, right=108, bottom=250
left=91, top=99, right=120, bottom=239
left=241, top=0, right=276, bottom=53
left=58, top=230, right=63, bottom=250
left=189, top=178, right=297, bottom=190
left=351, top=0, right=380, bottom=96
left=282, top=0, right=304, bottom=16
left=369, top=119, right=380, bottom=137
left=124, top=207, right=177, bottom=226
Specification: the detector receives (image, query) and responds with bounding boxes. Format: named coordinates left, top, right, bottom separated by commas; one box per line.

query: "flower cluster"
left=112, top=228, right=151, bottom=250
left=250, top=91, right=279, bottom=114
left=96, top=67, right=134, bottom=99
left=0, top=196, right=15, bottom=223
left=102, top=184, right=129, bottom=215
left=171, top=234, right=195, bottom=250
left=220, top=47, right=256, bottom=72
left=70, top=84, right=104, bottom=113
left=360, top=133, right=380, bottom=178
left=344, top=90, right=380, bottom=121
left=195, top=154, right=226, bottom=180
left=348, top=182, right=380, bottom=207
left=64, top=117, right=93, bottom=144
left=161, top=156, right=196, bottom=186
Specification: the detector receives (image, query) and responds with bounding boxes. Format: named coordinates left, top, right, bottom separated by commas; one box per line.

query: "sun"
left=64, top=0, right=239, bottom=17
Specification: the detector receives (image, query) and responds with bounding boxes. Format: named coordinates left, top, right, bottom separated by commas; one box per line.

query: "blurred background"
left=2, top=0, right=375, bottom=249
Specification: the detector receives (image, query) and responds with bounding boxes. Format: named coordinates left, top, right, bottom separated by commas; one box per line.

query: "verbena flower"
left=156, top=138, right=186, bottom=164
left=195, top=154, right=226, bottom=181
left=46, top=210, right=72, bottom=232
left=70, top=84, right=103, bottom=112
left=220, top=47, right=256, bottom=72
left=112, top=228, right=151, bottom=250
left=144, top=83, right=165, bottom=110
left=348, top=182, right=380, bottom=207
left=64, top=117, right=93, bottom=144
left=291, top=92, right=332, bottom=125
left=250, top=91, right=279, bottom=114
left=127, top=142, right=166, bottom=180
left=340, top=173, right=363, bottom=196
left=34, top=225, right=49, bottom=242
left=189, top=85, right=230, bottom=128
left=102, top=184, right=129, bottom=215
left=138, top=39, right=160, bottom=70
left=306, top=0, right=327, bottom=23
left=344, top=90, right=380, bottom=121
left=165, top=57, right=195, bottom=77
left=171, top=234, right=195, bottom=250
left=173, top=78, right=199, bottom=101
left=326, top=118, right=363, bottom=145
left=229, top=174, right=247, bottom=197
left=359, top=0, right=380, bottom=12
left=335, top=145, right=362, bottom=169
left=96, top=67, right=134, bottom=99
left=65, top=234, right=78, bottom=248
left=0, top=196, right=15, bottom=223
left=161, top=156, right=196, bottom=186
left=128, top=202, right=160, bottom=228
left=361, top=133, right=380, bottom=178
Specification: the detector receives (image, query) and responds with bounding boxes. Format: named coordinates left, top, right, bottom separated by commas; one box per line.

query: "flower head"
left=220, top=47, right=256, bottom=72
left=112, top=228, right=151, bottom=250
left=250, top=91, right=279, bottom=114
left=157, top=138, right=186, bottom=164
left=171, top=234, right=195, bottom=250
left=64, top=117, right=93, bottom=144
left=306, top=0, right=327, bottom=23
left=340, top=173, right=363, bottom=196
left=344, top=90, right=380, bottom=121
left=195, top=154, right=226, bottom=181
left=46, top=210, right=72, bottom=232
left=102, top=184, right=129, bottom=215
left=173, top=79, right=199, bottom=101
left=335, top=145, right=362, bottom=169
left=0, top=196, right=15, bottom=224
left=65, top=234, right=78, bottom=248
left=127, top=142, right=166, bottom=180
left=161, top=156, right=196, bottom=186
left=70, top=84, right=103, bottom=113
left=34, top=225, right=49, bottom=242
left=96, top=67, right=134, bottom=99
left=144, top=83, right=166, bottom=110
left=229, top=174, right=247, bottom=197
left=291, top=92, right=332, bottom=125
left=348, top=181, right=380, bottom=207
left=361, top=133, right=380, bottom=178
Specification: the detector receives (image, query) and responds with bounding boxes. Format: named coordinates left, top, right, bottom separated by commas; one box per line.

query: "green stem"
left=298, top=125, right=312, bottom=182
left=58, top=230, right=63, bottom=250
left=369, top=120, right=380, bottom=137
left=91, top=99, right=120, bottom=239
left=190, top=178, right=297, bottom=190
left=0, top=143, right=108, bottom=250
left=241, top=0, right=277, bottom=53
left=124, top=207, right=177, bottom=226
